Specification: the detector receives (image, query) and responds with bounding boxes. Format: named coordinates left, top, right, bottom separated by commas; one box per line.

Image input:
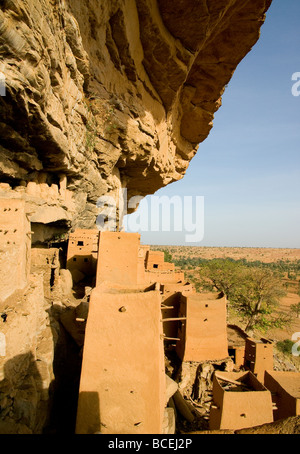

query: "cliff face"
left=0, top=0, right=272, bottom=229
left=0, top=1, right=275, bottom=434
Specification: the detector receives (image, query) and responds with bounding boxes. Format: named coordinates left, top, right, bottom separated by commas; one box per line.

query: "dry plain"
left=151, top=246, right=300, bottom=361
left=151, top=246, right=300, bottom=263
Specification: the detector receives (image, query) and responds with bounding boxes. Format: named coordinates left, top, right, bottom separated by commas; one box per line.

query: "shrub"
left=276, top=339, right=294, bottom=355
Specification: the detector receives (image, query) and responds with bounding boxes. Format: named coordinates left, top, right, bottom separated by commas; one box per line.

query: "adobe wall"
left=145, top=251, right=165, bottom=270
left=161, top=282, right=195, bottom=297
left=31, top=248, right=61, bottom=299
left=264, top=371, right=300, bottom=421
left=0, top=198, right=31, bottom=302
left=67, top=229, right=99, bottom=277
left=144, top=270, right=185, bottom=285
left=234, top=347, right=246, bottom=369
left=161, top=282, right=196, bottom=340
left=176, top=293, right=228, bottom=362
left=137, top=245, right=150, bottom=284
left=0, top=181, right=76, bottom=250
left=76, top=288, right=165, bottom=434
left=209, top=371, right=273, bottom=431
left=96, top=232, right=140, bottom=286
left=227, top=324, right=248, bottom=368
left=245, top=337, right=273, bottom=382
left=144, top=250, right=174, bottom=271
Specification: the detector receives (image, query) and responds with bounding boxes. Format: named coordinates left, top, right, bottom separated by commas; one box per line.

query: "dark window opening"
left=153, top=264, right=158, bottom=269
left=84, top=258, right=88, bottom=263
left=73, top=258, right=77, bottom=261
left=50, top=268, right=55, bottom=288
left=228, top=348, right=236, bottom=362
left=77, top=241, right=84, bottom=246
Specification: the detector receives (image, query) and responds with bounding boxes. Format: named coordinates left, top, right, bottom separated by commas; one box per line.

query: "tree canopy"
left=197, top=259, right=287, bottom=332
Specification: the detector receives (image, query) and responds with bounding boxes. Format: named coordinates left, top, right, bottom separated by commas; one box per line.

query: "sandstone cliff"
left=0, top=0, right=272, bottom=231
left=0, top=0, right=278, bottom=434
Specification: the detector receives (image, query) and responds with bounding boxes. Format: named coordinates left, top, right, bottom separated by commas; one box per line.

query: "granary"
left=75, top=231, right=182, bottom=434
left=209, top=371, right=274, bottom=431
left=244, top=336, right=273, bottom=382
left=264, top=371, right=300, bottom=421
left=160, top=282, right=196, bottom=342
left=76, top=284, right=165, bottom=434
left=176, top=292, right=228, bottom=362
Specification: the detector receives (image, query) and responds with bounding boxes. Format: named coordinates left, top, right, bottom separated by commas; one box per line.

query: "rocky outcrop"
left=0, top=248, right=85, bottom=434
left=0, top=0, right=272, bottom=229
left=0, top=0, right=274, bottom=434
left=0, top=274, right=56, bottom=433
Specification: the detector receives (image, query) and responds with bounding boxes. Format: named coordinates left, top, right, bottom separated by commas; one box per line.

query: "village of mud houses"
left=0, top=0, right=299, bottom=443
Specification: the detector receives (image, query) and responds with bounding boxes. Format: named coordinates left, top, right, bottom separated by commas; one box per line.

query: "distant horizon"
left=144, top=243, right=300, bottom=250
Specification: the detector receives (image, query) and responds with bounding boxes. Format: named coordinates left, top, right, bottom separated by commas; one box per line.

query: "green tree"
left=163, top=250, right=173, bottom=263
left=199, top=260, right=287, bottom=332
left=198, top=259, right=243, bottom=299
left=276, top=339, right=294, bottom=355
left=232, top=267, right=287, bottom=331
left=291, top=302, right=300, bottom=318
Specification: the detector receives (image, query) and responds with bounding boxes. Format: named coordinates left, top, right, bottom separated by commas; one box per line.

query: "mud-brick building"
left=244, top=337, right=273, bottom=382
left=176, top=293, right=228, bottom=362
left=0, top=198, right=31, bottom=302
left=160, top=282, right=196, bottom=341
left=73, top=230, right=231, bottom=434
left=75, top=231, right=185, bottom=434
left=145, top=250, right=174, bottom=272
left=264, top=371, right=300, bottom=421
left=209, top=371, right=274, bottom=431
left=76, top=286, right=165, bottom=434
left=67, top=229, right=99, bottom=278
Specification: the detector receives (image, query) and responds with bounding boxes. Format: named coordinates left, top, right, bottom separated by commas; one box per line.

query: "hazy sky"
left=124, top=0, right=300, bottom=248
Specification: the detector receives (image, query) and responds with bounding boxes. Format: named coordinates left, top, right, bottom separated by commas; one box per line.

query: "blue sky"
left=124, top=0, right=300, bottom=248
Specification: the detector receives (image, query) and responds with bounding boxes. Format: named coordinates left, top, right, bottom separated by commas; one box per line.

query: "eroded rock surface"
left=0, top=0, right=274, bottom=434
left=0, top=0, right=272, bottom=229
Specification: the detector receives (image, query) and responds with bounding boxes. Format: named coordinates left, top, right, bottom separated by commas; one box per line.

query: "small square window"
left=84, top=258, right=89, bottom=263
left=73, top=258, right=77, bottom=262
left=153, top=264, right=158, bottom=269
left=77, top=241, right=84, bottom=246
